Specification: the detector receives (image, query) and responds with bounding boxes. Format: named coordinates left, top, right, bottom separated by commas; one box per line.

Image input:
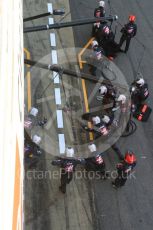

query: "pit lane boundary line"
left=48, top=3, right=65, bottom=154
left=24, top=48, right=31, bottom=112
left=78, top=37, right=95, bottom=69
left=78, top=38, right=95, bottom=141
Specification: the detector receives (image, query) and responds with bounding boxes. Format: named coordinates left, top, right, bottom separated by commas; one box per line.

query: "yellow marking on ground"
left=24, top=48, right=31, bottom=111
left=81, top=79, right=94, bottom=140
left=78, top=37, right=95, bottom=69
left=78, top=38, right=96, bottom=141
left=27, top=71, right=31, bottom=112
left=81, top=79, right=89, bottom=111
left=24, top=48, right=31, bottom=67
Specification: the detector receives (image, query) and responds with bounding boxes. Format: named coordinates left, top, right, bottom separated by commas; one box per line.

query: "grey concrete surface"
left=24, top=0, right=94, bottom=230
left=69, top=0, right=153, bottom=230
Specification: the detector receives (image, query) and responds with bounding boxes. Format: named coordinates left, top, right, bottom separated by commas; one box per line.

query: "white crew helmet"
left=92, top=116, right=101, bottom=125
left=102, top=115, right=110, bottom=124
left=30, top=107, right=38, bottom=117
left=32, top=135, right=41, bottom=145
left=99, top=0, right=105, bottom=7
left=92, top=40, right=98, bottom=48
left=99, top=85, right=107, bottom=95
left=136, top=78, right=145, bottom=87
left=66, top=147, right=75, bottom=157
left=88, top=143, right=97, bottom=153
left=117, top=94, right=126, bottom=104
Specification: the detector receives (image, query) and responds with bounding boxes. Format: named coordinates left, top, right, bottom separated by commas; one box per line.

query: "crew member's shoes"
left=59, top=186, right=66, bottom=194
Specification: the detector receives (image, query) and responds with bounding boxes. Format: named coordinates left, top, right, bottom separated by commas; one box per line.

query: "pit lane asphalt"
left=69, top=0, right=153, bottom=229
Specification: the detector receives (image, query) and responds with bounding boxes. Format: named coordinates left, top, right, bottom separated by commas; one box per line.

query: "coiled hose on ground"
left=121, top=119, right=137, bottom=137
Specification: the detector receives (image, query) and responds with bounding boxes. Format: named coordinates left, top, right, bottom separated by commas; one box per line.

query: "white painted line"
left=141, top=156, right=147, bottom=159
left=51, top=50, right=58, bottom=64
left=53, top=72, right=60, bottom=84
left=54, top=88, right=62, bottom=105
left=58, top=134, right=65, bottom=154
left=56, top=110, right=64, bottom=128
left=50, top=33, right=56, bottom=47
left=48, top=17, right=54, bottom=25
left=47, top=3, right=53, bottom=14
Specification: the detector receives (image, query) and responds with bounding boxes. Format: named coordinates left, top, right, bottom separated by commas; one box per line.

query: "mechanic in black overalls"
left=92, top=1, right=106, bottom=36
left=59, top=147, right=81, bottom=194
left=85, top=143, right=107, bottom=179
left=99, top=84, right=116, bottom=100
left=98, top=84, right=116, bottom=112
left=112, top=151, right=137, bottom=188
left=131, top=78, right=149, bottom=105
left=119, top=15, right=137, bottom=53
left=96, top=23, right=123, bottom=58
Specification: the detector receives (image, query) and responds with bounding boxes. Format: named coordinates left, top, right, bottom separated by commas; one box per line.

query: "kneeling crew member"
left=59, top=147, right=80, bottom=193
left=131, top=78, right=149, bottom=106
left=85, top=143, right=107, bottom=179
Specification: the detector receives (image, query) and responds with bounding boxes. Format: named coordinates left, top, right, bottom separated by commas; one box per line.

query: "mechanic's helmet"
left=136, top=78, right=145, bottom=87
left=124, top=151, right=136, bottom=164
left=102, top=25, right=110, bottom=35
left=99, top=0, right=105, bottom=8
left=66, top=147, right=74, bottom=157
left=99, top=85, right=108, bottom=95
left=92, top=40, right=98, bottom=48
left=102, top=115, right=110, bottom=124
left=129, top=15, right=136, bottom=22
left=117, top=94, right=126, bottom=104
left=88, top=143, right=97, bottom=153
left=92, top=116, right=101, bottom=125
left=30, top=107, right=38, bottom=117
left=32, top=135, right=41, bottom=145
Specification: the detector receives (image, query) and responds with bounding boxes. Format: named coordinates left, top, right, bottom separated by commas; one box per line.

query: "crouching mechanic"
left=91, top=115, right=109, bottom=137
left=85, top=143, right=108, bottom=179
left=101, top=114, right=114, bottom=127
left=59, top=147, right=81, bottom=193
left=131, top=78, right=149, bottom=109
left=97, top=84, right=116, bottom=112
left=112, top=94, right=127, bottom=113
left=98, top=84, right=116, bottom=101
left=88, top=40, right=105, bottom=75
left=112, top=151, right=137, bottom=188
left=95, top=24, right=120, bottom=58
